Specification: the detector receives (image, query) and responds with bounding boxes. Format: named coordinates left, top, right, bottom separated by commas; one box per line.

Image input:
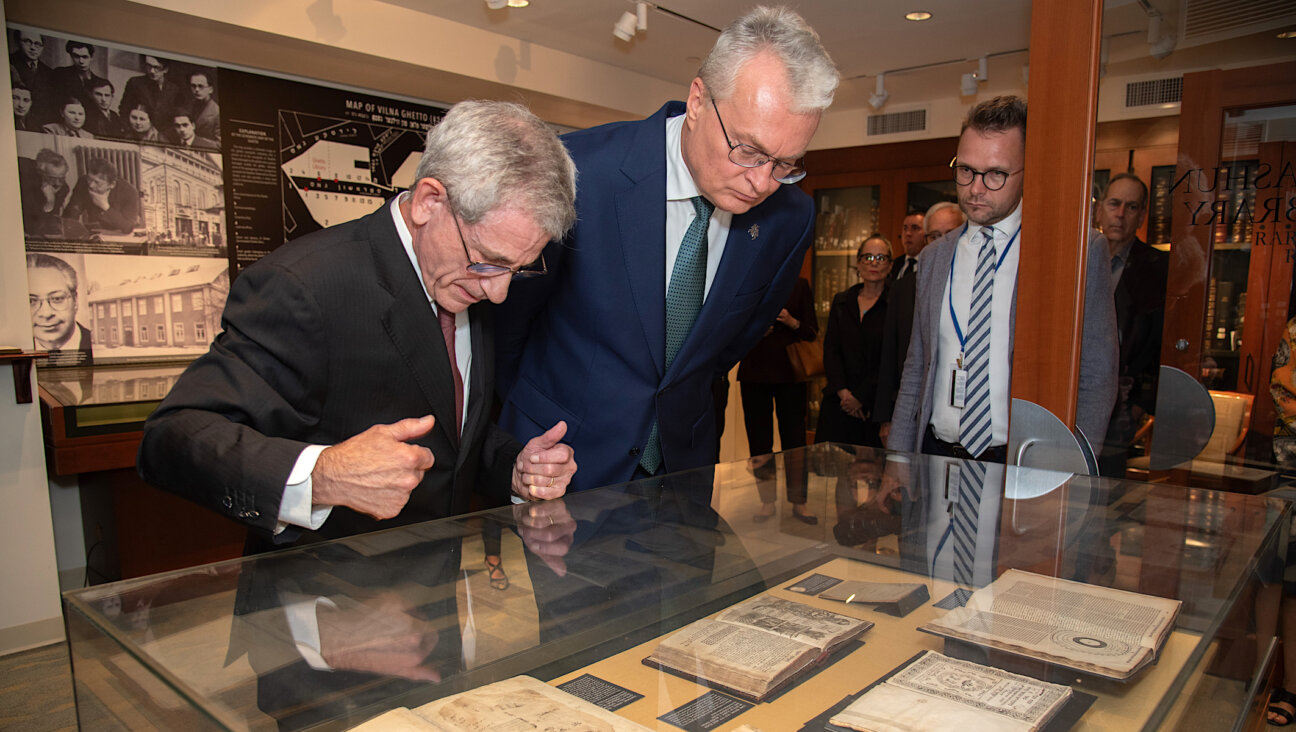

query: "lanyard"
left=947, top=223, right=1021, bottom=349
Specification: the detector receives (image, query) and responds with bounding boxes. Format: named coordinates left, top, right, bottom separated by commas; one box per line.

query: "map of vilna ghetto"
left=279, top=110, right=426, bottom=236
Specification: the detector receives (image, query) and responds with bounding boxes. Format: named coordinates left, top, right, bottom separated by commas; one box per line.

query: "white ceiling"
left=376, top=0, right=1296, bottom=115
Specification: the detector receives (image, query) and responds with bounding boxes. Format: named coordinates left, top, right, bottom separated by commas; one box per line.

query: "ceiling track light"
left=959, top=56, right=987, bottom=97
left=614, top=2, right=649, bottom=42
left=868, top=73, right=889, bottom=110
left=1139, top=0, right=1176, bottom=59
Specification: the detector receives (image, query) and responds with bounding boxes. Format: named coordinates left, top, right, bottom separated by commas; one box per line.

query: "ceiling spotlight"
left=1144, top=4, right=1176, bottom=59
left=613, top=10, right=638, bottom=41
left=960, top=72, right=978, bottom=97
left=614, top=2, right=648, bottom=42
left=975, top=56, right=987, bottom=82
left=486, top=0, right=508, bottom=8
left=869, top=74, right=889, bottom=110
left=904, top=11, right=932, bottom=21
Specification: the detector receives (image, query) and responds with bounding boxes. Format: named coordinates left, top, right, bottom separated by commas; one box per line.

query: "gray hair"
left=698, top=6, right=839, bottom=113
left=415, top=100, right=576, bottom=240
left=27, top=253, right=78, bottom=293
left=924, top=201, right=963, bottom=232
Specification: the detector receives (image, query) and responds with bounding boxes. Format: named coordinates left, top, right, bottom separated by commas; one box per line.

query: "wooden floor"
left=0, top=641, right=77, bottom=732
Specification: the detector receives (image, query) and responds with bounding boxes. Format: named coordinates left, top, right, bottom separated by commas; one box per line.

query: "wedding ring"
left=548, top=476, right=555, bottom=488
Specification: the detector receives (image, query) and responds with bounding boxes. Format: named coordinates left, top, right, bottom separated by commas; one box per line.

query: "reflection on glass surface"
left=39, top=363, right=188, bottom=407
left=63, top=444, right=1287, bottom=731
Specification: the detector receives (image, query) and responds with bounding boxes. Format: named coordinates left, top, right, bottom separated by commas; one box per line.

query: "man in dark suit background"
left=892, top=210, right=926, bottom=282
left=138, top=100, right=578, bottom=553
left=495, top=6, right=839, bottom=492
left=1095, top=172, right=1167, bottom=477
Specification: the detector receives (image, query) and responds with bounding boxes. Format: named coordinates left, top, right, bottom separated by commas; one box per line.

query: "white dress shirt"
left=276, top=195, right=471, bottom=532
left=664, top=113, right=732, bottom=300
left=924, top=455, right=1003, bottom=587
left=930, top=203, right=1023, bottom=449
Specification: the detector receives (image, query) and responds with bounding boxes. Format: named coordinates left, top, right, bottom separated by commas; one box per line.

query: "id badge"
left=950, top=367, right=967, bottom=408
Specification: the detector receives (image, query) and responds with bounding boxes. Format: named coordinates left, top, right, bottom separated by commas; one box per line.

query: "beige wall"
left=0, top=0, right=65, bottom=655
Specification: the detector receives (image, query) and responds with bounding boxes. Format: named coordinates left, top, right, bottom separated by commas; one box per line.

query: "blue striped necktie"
left=959, top=227, right=996, bottom=458
left=952, top=460, right=987, bottom=587
left=639, top=196, right=714, bottom=475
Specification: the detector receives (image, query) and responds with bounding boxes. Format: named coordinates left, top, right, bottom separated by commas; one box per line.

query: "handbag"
left=786, top=339, right=824, bottom=381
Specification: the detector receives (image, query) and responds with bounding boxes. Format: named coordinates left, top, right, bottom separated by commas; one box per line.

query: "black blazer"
left=1114, top=238, right=1168, bottom=414
left=138, top=202, right=521, bottom=548
left=822, top=283, right=889, bottom=417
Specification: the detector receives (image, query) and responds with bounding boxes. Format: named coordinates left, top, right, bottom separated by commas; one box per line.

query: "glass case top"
left=62, top=444, right=1289, bottom=731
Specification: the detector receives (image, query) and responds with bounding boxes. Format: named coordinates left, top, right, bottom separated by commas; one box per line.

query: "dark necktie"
left=898, top=256, right=916, bottom=279
left=959, top=228, right=995, bottom=458
left=438, top=307, right=462, bottom=443
left=639, top=196, right=714, bottom=475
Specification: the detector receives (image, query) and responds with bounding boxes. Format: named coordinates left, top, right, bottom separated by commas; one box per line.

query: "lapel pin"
left=748, top=224, right=760, bottom=240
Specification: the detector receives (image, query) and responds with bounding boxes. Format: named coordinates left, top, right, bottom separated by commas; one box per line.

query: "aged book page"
left=349, top=676, right=652, bottom=731
left=713, top=596, right=869, bottom=649
left=919, top=569, right=1181, bottom=679
left=830, top=651, right=1072, bottom=732
left=646, top=596, right=871, bottom=700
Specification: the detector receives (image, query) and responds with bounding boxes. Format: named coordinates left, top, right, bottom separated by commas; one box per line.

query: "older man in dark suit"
left=1095, top=172, right=1168, bottom=477
left=138, top=100, right=578, bottom=553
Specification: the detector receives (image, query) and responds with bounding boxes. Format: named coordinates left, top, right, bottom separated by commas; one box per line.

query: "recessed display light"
left=507, top=0, right=529, bottom=7
left=905, top=11, right=933, bottom=21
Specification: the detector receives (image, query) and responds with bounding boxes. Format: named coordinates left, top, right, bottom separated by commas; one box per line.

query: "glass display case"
left=39, top=362, right=189, bottom=476
left=63, top=444, right=1289, bottom=731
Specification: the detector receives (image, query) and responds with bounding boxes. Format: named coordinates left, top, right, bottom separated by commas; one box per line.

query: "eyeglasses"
left=449, top=205, right=547, bottom=279
left=858, top=253, right=891, bottom=263
left=30, top=291, right=74, bottom=312
left=710, top=98, right=806, bottom=184
left=950, top=157, right=1020, bottom=191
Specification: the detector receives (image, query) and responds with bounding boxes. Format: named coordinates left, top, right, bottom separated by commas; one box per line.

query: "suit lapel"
left=671, top=209, right=768, bottom=379
left=461, top=303, right=492, bottom=463
left=616, top=108, right=675, bottom=379
left=367, top=205, right=461, bottom=449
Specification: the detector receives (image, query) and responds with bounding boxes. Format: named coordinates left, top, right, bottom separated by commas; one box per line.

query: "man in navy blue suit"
left=495, top=6, right=839, bottom=491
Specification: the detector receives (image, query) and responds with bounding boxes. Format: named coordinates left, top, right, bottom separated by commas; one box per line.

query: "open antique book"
left=829, top=650, right=1074, bottom=732
left=644, top=595, right=873, bottom=702
left=919, top=569, right=1181, bottom=680
left=349, top=676, right=651, bottom=731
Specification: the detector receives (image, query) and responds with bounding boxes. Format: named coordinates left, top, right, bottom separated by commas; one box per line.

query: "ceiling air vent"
left=1180, top=0, right=1296, bottom=48
left=1125, top=77, right=1182, bottom=108
left=867, top=109, right=926, bottom=136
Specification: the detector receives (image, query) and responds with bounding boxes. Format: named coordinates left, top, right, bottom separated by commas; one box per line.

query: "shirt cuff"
left=276, top=444, right=332, bottom=534
left=282, top=592, right=339, bottom=671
